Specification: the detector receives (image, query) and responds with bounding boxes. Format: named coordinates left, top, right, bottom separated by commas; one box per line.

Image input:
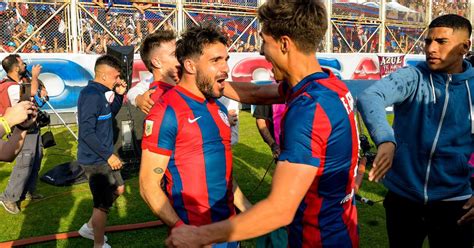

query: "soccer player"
left=127, top=30, right=180, bottom=114
left=77, top=55, right=127, bottom=248
left=166, top=1, right=360, bottom=247
left=139, top=25, right=251, bottom=247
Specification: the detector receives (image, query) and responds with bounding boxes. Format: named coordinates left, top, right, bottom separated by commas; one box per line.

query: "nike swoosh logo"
left=188, top=116, right=202, bottom=124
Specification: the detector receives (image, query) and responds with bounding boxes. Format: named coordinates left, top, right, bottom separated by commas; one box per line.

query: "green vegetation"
left=0, top=111, right=388, bottom=247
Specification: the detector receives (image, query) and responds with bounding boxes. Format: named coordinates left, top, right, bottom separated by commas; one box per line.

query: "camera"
left=37, top=110, right=50, bottom=128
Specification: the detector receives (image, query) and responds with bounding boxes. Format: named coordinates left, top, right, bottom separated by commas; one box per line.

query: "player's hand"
left=228, top=109, right=238, bottom=126
left=107, top=154, right=123, bottom=170
left=368, top=142, right=395, bottom=182
left=458, top=196, right=474, bottom=225
left=4, top=101, right=35, bottom=127
left=136, top=89, right=155, bottom=114
left=114, top=79, right=127, bottom=95
left=31, top=64, right=42, bottom=79
left=166, top=225, right=210, bottom=248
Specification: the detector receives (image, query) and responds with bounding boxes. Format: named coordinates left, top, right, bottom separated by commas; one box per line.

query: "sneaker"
left=102, top=243, right=111, bottom=248
left=0, top=200, right=20, bottom=214
left=78, top=223, right=108, bottom=242
left=25, top=192, right=44, bottom=200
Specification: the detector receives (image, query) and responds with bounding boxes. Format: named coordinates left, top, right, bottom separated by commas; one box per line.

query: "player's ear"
left=279, top=35, right=291, bottom=54
left=151, top=58, right=162, bottom=69
left=183, top=58, right=196, bottom=74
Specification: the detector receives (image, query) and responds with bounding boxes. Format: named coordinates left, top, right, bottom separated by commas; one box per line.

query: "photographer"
left=0, top=101, right=37, bottom=162
left=0, top=54, right=48, bottom=215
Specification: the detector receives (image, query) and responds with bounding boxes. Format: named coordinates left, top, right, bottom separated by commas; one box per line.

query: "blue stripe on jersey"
left=288, top=201, right=306, bottom=248
left=313, top=84, right=354, bottom=247
left=177, top=92, right=231, bottom=222
left=157, top=106, right=178, bottom=151
left=279, top=95, right=320, bottom=167
left=167, top=156, right=190, bottom=224
left=97, top=112, right=111, bottom=120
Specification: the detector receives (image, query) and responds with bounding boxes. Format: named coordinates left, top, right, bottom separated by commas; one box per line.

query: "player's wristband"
left=172, top=219, right=184, bottom=229
left=0, top=117, right=11, bottom=139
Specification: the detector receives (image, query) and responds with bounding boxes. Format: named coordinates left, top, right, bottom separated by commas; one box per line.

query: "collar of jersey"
left=290, top=71, right=329, bottom=94
left=286, top=70, right=329, bottom=103
left=89, top=80, right=110, bottom=93
left=175, top=85, right=206, bottom=103
left=151, top=81, right=174, bottom=89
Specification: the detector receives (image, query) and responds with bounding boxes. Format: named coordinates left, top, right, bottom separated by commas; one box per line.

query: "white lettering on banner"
left=379, top=55, right=404, bottom=66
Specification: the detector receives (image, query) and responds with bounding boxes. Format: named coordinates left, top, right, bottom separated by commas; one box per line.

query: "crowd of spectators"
left=0, top=0, right=466, bottom=55
left=332, top=24, right=424, bottom=54
left=0, top=1, right=68, bottom=53
left=432, top=0, right=469, bottom=18
left=332, top=25, right=379, bottom=54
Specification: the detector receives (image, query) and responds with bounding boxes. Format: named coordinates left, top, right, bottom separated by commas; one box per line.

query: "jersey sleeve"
left=279, top=99, right=331, bottom=167
left=141, top=102, right=178, bottom=156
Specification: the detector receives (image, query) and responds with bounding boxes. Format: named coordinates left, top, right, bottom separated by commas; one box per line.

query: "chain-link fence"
left=0, top=1, right=70, bottom=53
left=183, top=8, right=258, bottom=52
left=1, top=0, right=472, bottom=54
left=78, top=1, right=176, bottom=54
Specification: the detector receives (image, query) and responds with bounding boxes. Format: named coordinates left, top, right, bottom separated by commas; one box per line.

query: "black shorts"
left=80, top=163, right=124, bottom=211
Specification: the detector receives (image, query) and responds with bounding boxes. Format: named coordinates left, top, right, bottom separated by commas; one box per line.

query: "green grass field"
left=0, top=111, right=389, bottom=247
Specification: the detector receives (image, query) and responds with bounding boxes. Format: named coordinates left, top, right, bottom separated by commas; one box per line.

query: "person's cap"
left=32, top=45, right=40, bottom=51
left=7, top=41, right=15, bottom=47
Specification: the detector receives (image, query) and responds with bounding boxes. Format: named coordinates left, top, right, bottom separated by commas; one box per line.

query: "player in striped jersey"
left=139, top=25, right=251, bottom=248
left=166, top=1, right=360, bottom=247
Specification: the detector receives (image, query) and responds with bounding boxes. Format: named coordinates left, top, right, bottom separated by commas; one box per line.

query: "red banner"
left=378, top=54, right=405, bottom=78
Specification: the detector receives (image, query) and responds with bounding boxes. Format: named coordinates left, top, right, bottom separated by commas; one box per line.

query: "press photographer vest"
left=0, top=76, right=31, bottom=116
left=0, top=78, right=19, bottom=116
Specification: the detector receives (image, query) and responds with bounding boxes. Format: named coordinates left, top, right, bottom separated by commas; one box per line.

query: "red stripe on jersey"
left=142, top=102, right=169, bottom=154
left=165, top=90, right=212, bottom=225
left=205, top=100, right=235, bottom=214
left=319, top=74, right=360, bottom=247
left=301, top=103, right=332, bottom=247
left=345, top=109, right=360, bottom=248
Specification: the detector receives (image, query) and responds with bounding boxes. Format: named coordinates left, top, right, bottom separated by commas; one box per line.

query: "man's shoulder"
left=79, top=85, right=103, bottom=101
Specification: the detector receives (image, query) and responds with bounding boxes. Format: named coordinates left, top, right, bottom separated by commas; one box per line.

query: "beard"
left=196, top=71, right=223, bottom=99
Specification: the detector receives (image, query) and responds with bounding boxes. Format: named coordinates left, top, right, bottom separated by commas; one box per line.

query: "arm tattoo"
left=153, top=167, right=164, bottom=174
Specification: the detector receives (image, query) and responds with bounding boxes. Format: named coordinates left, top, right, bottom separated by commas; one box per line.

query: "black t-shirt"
left=253, top=105, right=274, bottom=139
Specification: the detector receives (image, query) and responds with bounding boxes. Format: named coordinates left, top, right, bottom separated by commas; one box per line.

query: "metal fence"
left=1, top=1, right=71, bottom=53
left=1, top=0, right=473, bottom=54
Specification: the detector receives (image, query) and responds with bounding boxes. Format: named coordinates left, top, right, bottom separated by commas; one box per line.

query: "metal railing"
left=1, top=0, right=471, bottom=54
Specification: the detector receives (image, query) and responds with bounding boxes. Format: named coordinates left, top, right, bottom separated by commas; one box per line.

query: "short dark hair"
left=176, top=25, right=228, bottom=68
left=94, top=54, right=122, bottom=72
left=429, top=14, right=472, bottom=37
left=258, top=0, right=327, bottom=54
left=1, top=54, right=21, bottom=73
left=140, top=30, right=176, bottom=73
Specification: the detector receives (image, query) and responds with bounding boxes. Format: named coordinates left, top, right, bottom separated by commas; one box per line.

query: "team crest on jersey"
left=144, top=120, right=154, bottom=137
left=218, top=110, right=230, bottom=127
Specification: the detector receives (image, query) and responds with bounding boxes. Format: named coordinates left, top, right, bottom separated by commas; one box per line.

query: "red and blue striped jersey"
left=279, top=71, right=360, bottom=248
left=149, top=80, right=174, bottom=103
left=142, top=86, right=235, bottom=226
